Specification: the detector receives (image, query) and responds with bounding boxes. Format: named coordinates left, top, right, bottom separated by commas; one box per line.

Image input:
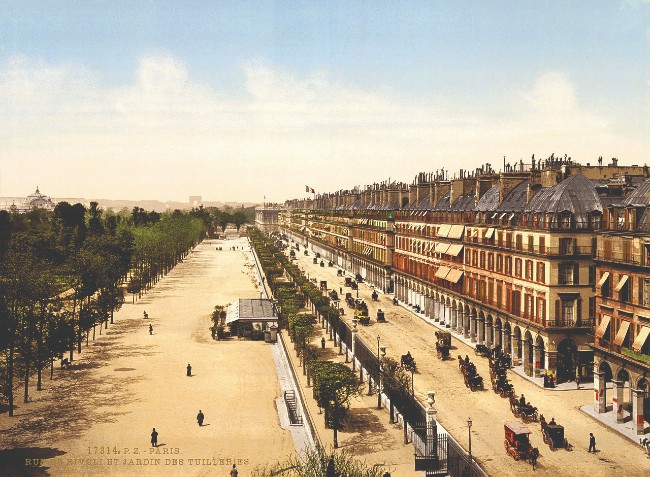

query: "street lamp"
left=467, top=417, right=473, bottom=466
left=411, top=368, right=415, bottom=396
left=377, top=336, right=386, bottom=409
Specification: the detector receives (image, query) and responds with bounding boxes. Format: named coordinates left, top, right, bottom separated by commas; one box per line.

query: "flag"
left=306, top=185, right=315, bottom=193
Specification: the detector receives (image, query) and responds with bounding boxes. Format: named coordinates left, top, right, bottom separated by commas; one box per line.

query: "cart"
left=504, top=422, right=538, bottom=465
left=542, top=423, right=569, bottom=450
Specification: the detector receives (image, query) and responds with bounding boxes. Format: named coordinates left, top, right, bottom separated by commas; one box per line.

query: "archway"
left=494, top=317, right=503, bottom=350
left=513, top=326, right=522, bottom=361
left=597, top=361, right=613, bottom=412
left=615, top=368, right=631, bottom=421
left=486, top=315, right=494, bottom=347
left=556, top=338, right=577, bottom=383
left=535, top=335, right=545, bottom=373
left=524, top=330, right=534, bottom=375
left=478, top=311, right=486, bottom=344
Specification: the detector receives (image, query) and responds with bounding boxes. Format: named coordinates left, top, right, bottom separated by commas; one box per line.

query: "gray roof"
left=238, top=298, right=277, bottom=320
left=476, top=185, right=500, bottom=212
left=434, top=192, right=451, bottom=211
left=497, top=181, right=529, bottom=212
left=624, top=177, right=650, bottom=206
left=524, top=174, right=603, bottom=220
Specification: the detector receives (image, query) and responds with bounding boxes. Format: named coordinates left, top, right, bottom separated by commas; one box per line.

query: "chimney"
left=475, top=175, right=496, bottom=206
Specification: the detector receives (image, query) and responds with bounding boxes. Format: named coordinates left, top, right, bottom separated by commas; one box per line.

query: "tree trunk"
left=37, top=365, right=42, bottom=391
left=390, top=401, right=395, bottom=424
left=8, top=341, right=14, bottom=416
left=23, top=358, right=30, bottom=403
left=50, top=359, right=54, bottom=380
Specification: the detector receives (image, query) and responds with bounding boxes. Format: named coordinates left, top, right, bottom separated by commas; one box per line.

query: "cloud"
left=0, top=55, right=646, bottom=202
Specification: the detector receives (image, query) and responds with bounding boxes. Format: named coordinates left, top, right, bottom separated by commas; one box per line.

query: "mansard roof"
left=434, top=193, right=450, bottom=211
left=524, top=174, right=602, bottom=219
left=624, top=177, right=650, bottom=206
left=450, top=193, right=475, bottom=212
left=475, top=185, right=499, bottom=212
left=497, top=181, right=529, bottom=212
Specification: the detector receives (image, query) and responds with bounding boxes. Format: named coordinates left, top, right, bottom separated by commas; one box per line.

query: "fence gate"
left=413, top=423, right=447, bottom=476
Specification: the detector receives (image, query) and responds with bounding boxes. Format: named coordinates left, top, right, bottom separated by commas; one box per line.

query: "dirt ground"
left=0, top=238, right=294, bottom=476
left=291, top=247, right=650, bottom=477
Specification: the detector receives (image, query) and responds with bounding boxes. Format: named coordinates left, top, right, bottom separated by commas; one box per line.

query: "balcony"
left=595, top=251, right=648, bottom=267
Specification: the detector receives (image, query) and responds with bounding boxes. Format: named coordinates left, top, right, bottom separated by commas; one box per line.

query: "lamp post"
left=467, top=417, right=473, bottom=467
left=411, top=368, right=415, bottom=396
left=377, top=336, right=386, bottom=409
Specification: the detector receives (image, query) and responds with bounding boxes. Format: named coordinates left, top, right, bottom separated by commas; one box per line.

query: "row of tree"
left=0, top=204, right=205, bottom=416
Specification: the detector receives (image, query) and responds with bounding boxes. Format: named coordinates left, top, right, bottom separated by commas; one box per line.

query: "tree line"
left=0, top=203, right=205, bottom=416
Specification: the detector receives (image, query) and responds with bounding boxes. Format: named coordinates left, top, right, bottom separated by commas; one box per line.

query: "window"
left=645, top=244, right=650, bottom=266
left=525, top=260, right=533, bottom=280
left=480, top=251, right=486, bottom=269
left=623, top=240, right=631, bottom=262
left=561, top=213, right=573, bottom=229
left=497, top=254, right=503, bottom=272
left=538, top=298, right=546, bottom=322
left=539, top=236, right=546, bottom=254
left=505, top=256, right=512, bottom=275
left=514, top=258, right=522, bottom=278
left=589, top=265, right=596, bottom=286
left=604, top=239, right=612, bottom=260
left=506, top=233, right=512, bottom=248
left=559, top=263, right=578, bottom=285
left=527, top=235, right=534, bottom=252
left=497, top=231, right=503, bottom=247
left=497, top=283, right=503, bottom=308
left=562, top=300, right=575, bottom=322
left=559, top=238, right=575, bottom=255
left=488, top=253, right=494, bottom=271
left=472, top=250, right=478, bottom=267
left=516, top=234, right=523, bottom=251
left=643, top=278, right=650, bottom=306
left=511, top=290, right=521, bottom=316
left=537, top=262, right=545, bottom=284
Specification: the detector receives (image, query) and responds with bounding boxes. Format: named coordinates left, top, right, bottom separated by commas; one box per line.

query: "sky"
left=0, top=1, right=648, bottom=203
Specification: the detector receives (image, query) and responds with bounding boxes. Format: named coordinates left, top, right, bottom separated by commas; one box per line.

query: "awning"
left=632, top=326, right=650, bottom=353
left=595, top=315, right=611, bottom=339
left=491, top=213, right=498, bottom=219
left=508, top=213, right=515, bottom=221
left=435, top=266, right=451, bottom=279
left=485, top=227, right=495, bottom=239
left=613, top=321, right=630, bottom=347
left=436, top=243, right=450, bottom=254
left=446, top=269, right=464, bottom=284
left=499, top=213, right=507, bottom=220
left=225, top=302, right=240, bottom=325
left=614, top=275, right=629, bottom=293
left=438, top=224, right=451, bottom=238
left=448, top=224, right=465, bottom=239
left=596, top=272, right=610, bottom=290
left=446, top=244, right=464, bottom=257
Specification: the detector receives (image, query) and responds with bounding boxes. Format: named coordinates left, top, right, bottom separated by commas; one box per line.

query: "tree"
left=252, top=448, right=387, bottom=477
left=380, top=356, right=412, bottom=425
left=311, top=361, right=363, bottom=448
left=232, top=210, right=247, bottom=231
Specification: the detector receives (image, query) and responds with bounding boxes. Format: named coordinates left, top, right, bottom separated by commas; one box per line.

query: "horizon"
left=1, top=1, right=648, bottom=203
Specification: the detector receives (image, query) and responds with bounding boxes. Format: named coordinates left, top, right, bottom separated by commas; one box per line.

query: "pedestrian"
left=149, top=324, right=153, bottom=335
left=187, top=364, right=192, bottom=377
left=321, top=337, right=326, bottom=349
left=197, top=410, right=204, bottom=426
left=325, top=456, right=335, bottom=477
left=143, top=310, right=148, bottom=319
left=150, top=428, right=158, bottom=447
left=339, top=287, right=342, bottom=295
left=230, top=463, right=238, bottom=476
left=588, top=432, right=596, bottom=452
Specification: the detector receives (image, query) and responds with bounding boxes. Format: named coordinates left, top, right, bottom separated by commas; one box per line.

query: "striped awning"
left=595, top=315, right=611, bottom=339
left=446, top=244, right=464, bottom=257
left=485, top=227, right=495, bottom=239
left=446, top=269, right=464, bottom=284
left=435, top=266, right=451, bottom=279
left=438, top=224, right=451, bottom=238
left=448, top=224, right=465, bottom=239
left=614, top=275, right=629, bottom=293
left=596, top=272, right=610, bottom=289
left=613, top=321, right=630, bottom=347
left=436, top=243, right=450, bottom=254
left=632, top=326, right=650, bottom=353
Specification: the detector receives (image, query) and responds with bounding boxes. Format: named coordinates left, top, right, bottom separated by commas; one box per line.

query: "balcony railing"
left=595, top=251, right=649, bottom=266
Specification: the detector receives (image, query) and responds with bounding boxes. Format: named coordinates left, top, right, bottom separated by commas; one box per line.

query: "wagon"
left=320, top=280, right=327, bottom=291
left=542, top=423, right=569, bottom=450
left=435, top=330, right=451, bottom=348
left=345, top=277, right=352, bottom=286
left=504, top=422, right=538, bottom=464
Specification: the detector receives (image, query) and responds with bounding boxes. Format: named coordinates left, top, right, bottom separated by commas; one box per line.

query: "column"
left=477, top=318, right=484, bottom=345
left=632, top=388, right=646, bottom=435
left=470, top=315, right=477, bottom=342
left=510, top=334, right=517, bottom=365
left=486, top=322, right=493, bottom=347
left=451, top=307, right=458, bottom=332
left=594, top=371, right=606, bottom=413
left=612, top=380, right=625, bottom=423
left=533, top=345, right=540, bottom=377
left=441, top=302, right=447, bottom=326
left=464, top=311, right=470, bottom=339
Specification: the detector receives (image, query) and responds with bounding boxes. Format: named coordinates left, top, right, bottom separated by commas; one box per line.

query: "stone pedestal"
left=632, top=388, right=646, bottom=435
left=594, top=371, right=606, bottom=413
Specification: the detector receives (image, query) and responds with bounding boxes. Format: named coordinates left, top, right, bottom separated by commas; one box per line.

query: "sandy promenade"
left=291, top=247, right=650, bottom=477
left=0, top=238, right=294, bottom=476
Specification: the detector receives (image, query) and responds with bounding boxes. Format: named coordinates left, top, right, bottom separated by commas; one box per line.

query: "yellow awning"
left=485, top=227, right=495, bottom=239
left=614, top=274, right=629, bottom=293
left=448, top=224, right=465, bottom=239
left=613, top=321, right=630, bottom=347
left=446, top=244, right=464, bottom=257
left=446, top=269, right=464, bottom=284
left=595, top=315, right=611, bottom=339
left=435, top=266, right=451, bottom=279
left=596, top=272, right=610, bottom=289
left=436, top=243, right=450, bottom=254
left=438, top=224, right=451, bottom=238
left=632, top=326, right=650, bottom=353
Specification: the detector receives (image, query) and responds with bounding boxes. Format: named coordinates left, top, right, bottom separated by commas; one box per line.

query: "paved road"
left=292, top=246, right=650, bottom=477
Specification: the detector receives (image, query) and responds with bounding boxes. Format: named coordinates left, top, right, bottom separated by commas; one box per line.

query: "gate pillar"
left=632, top=388, right=646, bottom=435
left=612, top=380, right=625, bottom=423
left=594, top=370, right=606, bottom=413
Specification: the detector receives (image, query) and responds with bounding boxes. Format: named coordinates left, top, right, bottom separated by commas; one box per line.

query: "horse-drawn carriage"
left=401, top=352, right=416, bottom=372
left=504, top=422, right=539, bottom=466
left=320, top=260, right=325, bottom=267
left=376, top=309, right=385, bottom=323
left=458, top=355, right=483, bottom=391
left=337, top=269, right=343, bottom=276
left=371, top=290, right=379, bottom=301
left=350, top=280, right=358, bottom=290
left=355, top=273, right=364, bottom=283
left=435, top=331, right=451, bottom=360
left=345, top=277, right=352, bottom=286
left=289, top=249, right=296, bottom=259
left=509, top=395, right=539, bottom=422
left=345, top=293, right=355, bottom=308
left=354, top=300, right=370, bottom=326
left=328, top=289, right=338, bottom=301
left=304, top=249, right=309, bottom=256
left=492, top=374, right=514, bottom=397
left=475, top=343, right=491, bottom=357
left=320, top=280, right=328, bottom=291
left=540, top=416, right=570, bottom=450
left=313, top=257, right=318, bottom=264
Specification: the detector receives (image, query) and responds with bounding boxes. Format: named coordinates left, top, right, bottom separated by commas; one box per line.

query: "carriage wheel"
left=564, top=438, right=569, bottom=450
left=549, top=439, right=554, bottom=450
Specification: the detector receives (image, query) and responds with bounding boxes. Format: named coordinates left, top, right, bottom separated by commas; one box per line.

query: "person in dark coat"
left=150, top=428, right=158, bottom=447
left=197, top=410, right=204, bottom=426
left=230, top=464, right=238, bottom=476
left=186, top=364, right=192, bottom=376
left=149, top=324, right=153, bottom=335
left=588, top=433, right=596, bottom=452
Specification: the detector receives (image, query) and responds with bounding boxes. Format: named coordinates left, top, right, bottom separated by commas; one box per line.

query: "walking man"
left=149, top=324, right=153, bottom=335
left=588, top=432, right=596, bottom=452
left=197, top=410, right=204, bottom=426
left=187, top=364, right=192, bottom=376
left=230, top=463, right=238, bottom=476
left=151, top=428, right=158, bottom=447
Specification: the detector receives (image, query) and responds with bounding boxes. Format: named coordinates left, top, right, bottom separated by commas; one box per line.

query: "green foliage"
left=311, top=361, right=363, bottom=429
left=252, top=448, right=387, bottom=477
